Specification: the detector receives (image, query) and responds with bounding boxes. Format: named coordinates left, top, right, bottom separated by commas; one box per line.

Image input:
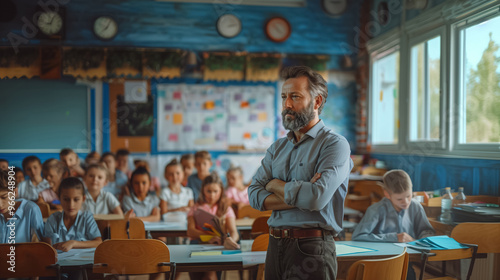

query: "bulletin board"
left=156, top=84, right=275, bottom=151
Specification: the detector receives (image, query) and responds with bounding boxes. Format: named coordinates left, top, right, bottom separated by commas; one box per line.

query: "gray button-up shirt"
left=351, top=197, right=435, bottom=242
left=248, top=120, right=352, bottom=233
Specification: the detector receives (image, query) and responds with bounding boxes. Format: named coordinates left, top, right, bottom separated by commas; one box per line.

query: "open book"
left=193, top=208, right=225, bottom=239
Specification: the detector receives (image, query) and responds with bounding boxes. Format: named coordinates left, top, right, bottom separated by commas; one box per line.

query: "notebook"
left=407, top=235, right=468, bottom=250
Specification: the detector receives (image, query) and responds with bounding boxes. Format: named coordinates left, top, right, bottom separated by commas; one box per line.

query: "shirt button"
left=294, top=146, right=298, bottom=149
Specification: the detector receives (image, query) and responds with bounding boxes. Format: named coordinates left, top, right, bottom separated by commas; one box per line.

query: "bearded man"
left=248, top=65, right=353, bottom=280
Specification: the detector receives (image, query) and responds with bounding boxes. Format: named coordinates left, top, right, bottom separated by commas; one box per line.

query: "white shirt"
left=159, top=186, right=194, bottom=210
left=82, top=189, right=121, bottom=215
left=17, top=179, right=50, bottom=201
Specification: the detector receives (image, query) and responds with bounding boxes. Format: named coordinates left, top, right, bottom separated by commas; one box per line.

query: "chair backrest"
left=251, top=234, right=269, bottom=252
left=238, top=205, right=272, bottom=219
left=0, top=242, right=59, bottom=278
left=352, top=181, right=385, bottom=203
left=37, top=201, right=51, bottom=218
left=345, top=194, right=372, bottom=213
left=451, top=223, right=500, bottom=253
left=94, top=239, right=172, bottom=275
left=251, top=215, right=271, bottom=236
left=96, top=218, right=146, bottom=240
left=347, top=248, right=409, bottom=280
left=418, top=245, right=478, bottom=280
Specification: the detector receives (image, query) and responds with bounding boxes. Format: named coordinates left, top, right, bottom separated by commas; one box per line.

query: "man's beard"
left=281, top=100, right=316, bottom=131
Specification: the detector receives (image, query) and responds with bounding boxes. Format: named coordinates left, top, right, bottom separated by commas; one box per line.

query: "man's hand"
left=397, top=232, right=414, bottom=243
left=265, top=179, right=285, bottom=193
left=310, top=173, right=321, bottom=183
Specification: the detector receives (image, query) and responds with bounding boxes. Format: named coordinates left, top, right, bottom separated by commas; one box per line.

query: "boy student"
left=82, top=164, right=123, bottom=215
left=0, top=159, right=8, bottom=171
left=60, top=148, right=85, bottom=177
left=186, top=151, right=212, bottom=201
left=0, top=170, right=45, bottom=243
left=352, top=169, right=435, bottom=242
left=17, top=156, right=50, bottom=201
left=116, top=148, right=131, bottom=178
left=101, top=152, right=129, bottom=197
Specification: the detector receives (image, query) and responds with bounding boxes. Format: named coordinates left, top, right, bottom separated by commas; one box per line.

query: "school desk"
left=143, top=219, right=254, bottom=239
left=55, top=241, right=421, bottom=278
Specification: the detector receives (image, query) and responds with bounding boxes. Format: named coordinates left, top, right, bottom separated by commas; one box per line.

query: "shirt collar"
left=58, top=210, right=83, bottom=230
left=286, top=120, right=325, bottom=143
left=13, top=199, right=27, bottom=219
left=131, top=193, right=147, bottom=204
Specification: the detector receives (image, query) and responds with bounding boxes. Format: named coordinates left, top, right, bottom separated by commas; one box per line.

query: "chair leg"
left=419, top=255, right=428, bottom=280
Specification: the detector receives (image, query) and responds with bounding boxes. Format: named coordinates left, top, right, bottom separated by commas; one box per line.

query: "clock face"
left=93, top=16, right=118, bottom=40
left=265, top=17, right=291, bottom=43
left=37, top=11, right=63, bottom=36
left=322, top=0, right=348, bottom=16
left=216, top=14, right=241, bottom=38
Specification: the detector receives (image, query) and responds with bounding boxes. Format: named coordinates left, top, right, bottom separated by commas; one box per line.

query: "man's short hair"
left=280, top=65, right=328, bottom=114
left=381, top=169, right=412, bottom=194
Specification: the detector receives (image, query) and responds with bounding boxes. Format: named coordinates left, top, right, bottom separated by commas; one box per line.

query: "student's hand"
left=53, top=240, right=76, bottom=252
left=151, top=207, right=160, bottom=216
left=397, top=232, right=415, bottom=243
left=223, top=236, right=240, bottom=250
left=125, top=209, right=136, bottom=220
left=310, top=173, right=321, bottom=183
left=208, top=236, right=222, bottom=245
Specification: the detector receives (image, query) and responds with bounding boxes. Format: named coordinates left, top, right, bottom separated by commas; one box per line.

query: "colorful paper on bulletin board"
left=173, top=113, right=183, bottom=125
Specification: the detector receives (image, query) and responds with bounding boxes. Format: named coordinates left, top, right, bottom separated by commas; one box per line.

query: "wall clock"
left=36, top=9, right=64, bottom=38
left=265, top=17, right=291, bottom=43
left=93, top=16, right=118, bottom=40
left=216, top=14, right=241, bottom=38
left=322, top=0, right=348, bottom=16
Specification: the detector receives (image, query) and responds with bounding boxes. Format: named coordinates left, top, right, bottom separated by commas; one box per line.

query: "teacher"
left=248, top=65, right=352, bottom=279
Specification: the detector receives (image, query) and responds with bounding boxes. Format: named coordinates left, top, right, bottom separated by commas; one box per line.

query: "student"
left=187, top=172, right=240, bottom=280
left=82, top=164, right=123, bottom=215
left=44, top=177, right=102, bottom=252
left=38, top=159, right=66, bottom=209
left=60, top=148, right=85, bottom=177
left=0, top=170, right=45, bottom=243
left=159, top=159, right=194, bottom=222
left=122, top=167, right=161, bottom=222
left=186, top=151, right=212, bottom=201
left=13, top=167, right=25, bottom=186
left=17, top=156, right=50, bottom=201
left=100, top=152, right=128, bottom=198
left=0, top=159, right=8, bottom=171
left=351, top=169, right=435, bottom=243
left=225, top=166, right=249, bottom=210
left=180, top=153, right=195, bottom=187
left=134, top=160, right=161, bottom=194
left=84, top=151, right=101, bottom=167
left=116, top=148, right=131, bottom=178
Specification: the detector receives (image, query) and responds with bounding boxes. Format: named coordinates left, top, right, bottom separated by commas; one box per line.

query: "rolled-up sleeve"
left=248, top=146, right=274, bottom=211
left=284, top=137, right=351, bottom=211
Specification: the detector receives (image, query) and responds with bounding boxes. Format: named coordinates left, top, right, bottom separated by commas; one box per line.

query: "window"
left=409, top=36, right=441, bottom=142
left=370, top=49, right=400, bottom=145
left=458, top=14, right=500, bottom=144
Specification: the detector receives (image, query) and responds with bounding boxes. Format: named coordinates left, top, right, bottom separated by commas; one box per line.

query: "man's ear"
left=314, top=95, right=323, bottom=110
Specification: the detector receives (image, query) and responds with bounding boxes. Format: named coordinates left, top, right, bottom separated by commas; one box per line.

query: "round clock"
left=93, top=16, right=118, bottom=40
left=265, top=17, right=291, bottom=43
left=37, top=11, right=63, bottom=36
left=322, top=0, right=348, bottom=16
left=216, top=14, right=241, bottom=38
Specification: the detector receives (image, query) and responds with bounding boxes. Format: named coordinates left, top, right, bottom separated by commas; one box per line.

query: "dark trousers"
left=265, top=234, right=337, bottom=280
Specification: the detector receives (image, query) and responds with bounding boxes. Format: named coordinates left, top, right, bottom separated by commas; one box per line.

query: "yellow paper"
left=173, top=113, right=183, bottom=124
left=205, top=101, right=215, bottom=110
left=191, top=250, right=222, bottom=256
left=200, top=235, right=215, bottom=242
left=379, top=90, right=383, bottom=101
left=258, top=112, right=267, bottom=121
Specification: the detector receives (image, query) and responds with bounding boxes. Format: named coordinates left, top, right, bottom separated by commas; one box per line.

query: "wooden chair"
left=347, top=248, right=409, bottom=280
left=37, top=201, right=51, bottom=218
left=96, top=218, right=146, bottom=240
left=360, top=166, right=388, bottom=176
left=351, top=180, right=385, bottom=203
left=451, top=223, right=500, bottom=254
left=251, top=214, right=271, bottom=238
left=345, top=194, right=372, bottom=214
left=251, top=234, right=269, bottom=280
left=417, top=244, right=478, bottom=280
left=93, top=239, right=175, bottom=279
left=238, top=205, right=272, bottom=219
left=0, top=242, right=60, bottom=279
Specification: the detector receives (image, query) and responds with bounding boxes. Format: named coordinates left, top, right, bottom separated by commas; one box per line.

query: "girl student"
left=159, top=159, right=194, bottom=222
left=187, top=172, right=240, bottom=248
left=38, top=159, right=67, bottom=209
left=122, top=167, right=161, bottom=222
left=225, top=166, right=250, bottom=210
left=44, top=177, right=102, bottom=252
left=0, top=170, right=45, bottom=243
left=82, top=164, right=123, bottom=215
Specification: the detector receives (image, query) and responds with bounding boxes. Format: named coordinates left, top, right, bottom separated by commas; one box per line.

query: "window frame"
left=406, top=26, right=447, bottom=151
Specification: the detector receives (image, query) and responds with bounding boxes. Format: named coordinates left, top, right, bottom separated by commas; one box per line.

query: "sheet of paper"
left=336, top=244, right=377, bottom=256
left=242, top=251, right=267, bottom=268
